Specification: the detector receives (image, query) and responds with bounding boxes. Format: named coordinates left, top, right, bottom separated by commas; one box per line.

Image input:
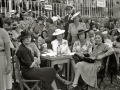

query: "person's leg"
left=71, top=59, right=76, bottom=72
left=72, top=69, right=81, bottom=87
left=51, top=80, right=58, bottom=90
left=56, top=73, right=71, bottom=85
left=68, top=69, right=81, bottom=89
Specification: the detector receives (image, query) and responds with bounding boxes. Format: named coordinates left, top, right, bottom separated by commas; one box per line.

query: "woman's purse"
left=72, top=53, right=95, bottom=63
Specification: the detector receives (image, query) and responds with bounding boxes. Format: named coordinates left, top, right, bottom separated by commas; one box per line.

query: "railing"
left=0, top=0, right=115, bottom=18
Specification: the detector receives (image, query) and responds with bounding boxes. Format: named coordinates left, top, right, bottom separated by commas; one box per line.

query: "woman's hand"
left=96, top=54, right=105, bottom=60
left=76, top=52, right=84, bottom=57
left=5, top=64, right=11, bottom=75
left=34, top=57, right=41, bottom=65
left=89, top=56, right=96, bottom=60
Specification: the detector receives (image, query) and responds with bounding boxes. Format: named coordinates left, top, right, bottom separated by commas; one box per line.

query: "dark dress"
left=16, top=44, right=56, bottom=90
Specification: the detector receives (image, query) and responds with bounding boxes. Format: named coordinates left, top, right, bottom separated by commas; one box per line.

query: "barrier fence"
left=0, top=0, right=115, bottom=18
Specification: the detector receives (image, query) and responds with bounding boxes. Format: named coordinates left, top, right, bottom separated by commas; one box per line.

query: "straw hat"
left=116, top=28, right=120, bottom=32
left=52, top=29, right=65, bottom=36
left=51, top=16, right=59, bottom=22
left=102, top=31, right=108, bottom=35
left=11, top=10, right=16, bottom=15
left=17, top=30, right=32, bottom=40
left=71, top=11, right=80, bottom=20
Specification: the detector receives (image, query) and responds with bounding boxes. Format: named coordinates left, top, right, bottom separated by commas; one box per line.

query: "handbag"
left=72, top=53, right=95, bottom=63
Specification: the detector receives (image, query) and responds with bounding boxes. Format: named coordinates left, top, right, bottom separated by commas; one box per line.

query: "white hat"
left=53, top=29, right=65, bottom=36
left=71, top=11, right=80, bottom=20
left=11, top=10, right=16, bottom=15
left=28, top=9, right=32, bottom=13
left=56, top=15, right=61, bottom=20
left=102, top=31, right=108, bottom=34
left=66, top=4, right=74, bottom=8
left=116, top=28, right=120, bottom=32
left=51, top=16, right=59, bottom=22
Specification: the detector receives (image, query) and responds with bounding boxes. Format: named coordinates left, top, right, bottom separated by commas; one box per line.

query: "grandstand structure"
left=0, top=0, right=119, bottom=18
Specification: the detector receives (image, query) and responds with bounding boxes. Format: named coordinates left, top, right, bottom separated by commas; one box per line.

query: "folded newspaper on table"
left=41, top=49, right=56, bottom=56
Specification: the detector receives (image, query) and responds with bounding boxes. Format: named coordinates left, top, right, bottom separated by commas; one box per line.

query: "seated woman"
left=51, top=29, right=71, bottom=85
left=51, top=29, right=71, bottom=55
left=16, top=30, right=58, bottom=90
left=37, top=36, right=47, bottom=52
left=109, top=29, right=118, bottom=42
left=102, top=31, right=113, bottom=47
left=71, top=29, right=93, bottom=71
left=70, top=32, right=114, bottom=89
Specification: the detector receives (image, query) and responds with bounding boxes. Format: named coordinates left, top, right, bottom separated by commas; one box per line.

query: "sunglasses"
left=9, top=33, right=13, bottom=36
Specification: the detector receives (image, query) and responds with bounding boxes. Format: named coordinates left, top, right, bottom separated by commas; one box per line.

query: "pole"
left=9, top=0, right=12, bottom=12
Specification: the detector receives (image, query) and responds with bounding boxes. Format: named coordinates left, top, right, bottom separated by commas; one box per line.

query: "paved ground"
left=56, top=74, right=120, bottom=90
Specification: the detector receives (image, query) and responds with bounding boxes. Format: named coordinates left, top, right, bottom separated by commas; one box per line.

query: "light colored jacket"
left=51, top=39, right=71, bottom=55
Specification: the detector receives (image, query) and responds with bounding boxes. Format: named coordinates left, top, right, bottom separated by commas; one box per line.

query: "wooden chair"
left=15, top=56, right=41, bottom=90
left=97, top=56, right=110, bottom=89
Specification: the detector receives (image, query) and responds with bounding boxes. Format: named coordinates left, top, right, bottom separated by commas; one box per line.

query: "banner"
left=97, top=0, right=106, bottom=7
left=44, top=4, right=52, bottom=10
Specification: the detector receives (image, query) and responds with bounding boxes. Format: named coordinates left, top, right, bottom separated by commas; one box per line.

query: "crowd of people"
left=0, top=3, right=120, bottom=90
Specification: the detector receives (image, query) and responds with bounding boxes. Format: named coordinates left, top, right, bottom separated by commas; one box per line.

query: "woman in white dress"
left=0, top=17, right=12, bottom=90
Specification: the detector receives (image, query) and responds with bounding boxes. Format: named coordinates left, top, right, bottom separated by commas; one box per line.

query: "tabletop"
left=113, top=47, right=120, bottom=53
left=41, top=55, right=72, bottom=61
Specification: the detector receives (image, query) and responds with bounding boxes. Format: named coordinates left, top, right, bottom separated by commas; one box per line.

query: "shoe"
left=82, top=85, right=88, bottom=90
left=63, top=80, right=72, bottom=85
left=68, top=83, right=78, bottom=90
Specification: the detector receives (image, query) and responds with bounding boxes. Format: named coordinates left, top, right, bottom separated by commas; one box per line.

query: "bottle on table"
left=57, top=44, right=61, bottom=56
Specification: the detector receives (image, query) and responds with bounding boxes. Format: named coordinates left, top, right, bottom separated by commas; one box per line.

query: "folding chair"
left=15, top=56, right=41, bottom=90
left=97, top=56, right=110, bottom=89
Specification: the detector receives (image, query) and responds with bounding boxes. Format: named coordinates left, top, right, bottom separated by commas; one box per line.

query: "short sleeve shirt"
left=91, top=43, right=111, bottom=58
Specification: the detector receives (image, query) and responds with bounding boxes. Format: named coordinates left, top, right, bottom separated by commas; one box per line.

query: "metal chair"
left=15, top=56, right=41, bottom=90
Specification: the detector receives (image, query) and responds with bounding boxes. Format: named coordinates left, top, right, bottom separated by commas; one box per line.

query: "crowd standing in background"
left=0, top=2, right=120, bottom=90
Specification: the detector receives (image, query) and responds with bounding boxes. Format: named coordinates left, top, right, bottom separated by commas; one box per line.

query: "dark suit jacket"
left=16, top=44, right=34, bottom=68
left=64, top=15, right=73, bottom=39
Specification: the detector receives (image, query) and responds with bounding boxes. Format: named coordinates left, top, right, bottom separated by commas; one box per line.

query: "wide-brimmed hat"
left=28, top=9, right=32, bottom=13
left=12, top=22, right=19, bottom=28
left=77, top=29, right=86, bottom=35
left=116, top=28, right=120, bottom=32
left=21, top=10, right=28, bottom=16
left=52, top=29, right=65, bottom=36
left=71, top=11, right=80, bottom=20
left=11, top=10, right=16, bottom=15
left=102, top=31, right=108, bottom=35
left=17, top=30, right=32, bottom=40
left=51, top=16, right=59, bottom=22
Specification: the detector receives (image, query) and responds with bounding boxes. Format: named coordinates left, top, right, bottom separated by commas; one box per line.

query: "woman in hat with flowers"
left=16, top=30, right=58, bottom=90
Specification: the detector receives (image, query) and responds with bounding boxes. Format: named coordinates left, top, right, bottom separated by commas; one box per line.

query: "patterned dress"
left=75, top=43, right=111, bottom=88
left=72, top=40, right=92, bottom=54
